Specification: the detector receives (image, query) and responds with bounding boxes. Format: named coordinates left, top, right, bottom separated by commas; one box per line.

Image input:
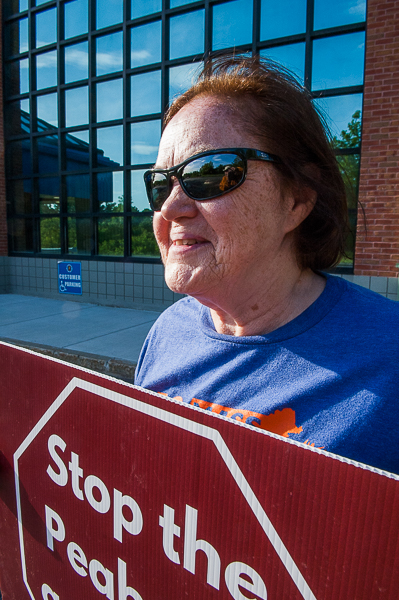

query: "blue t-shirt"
left=135, top=275, right=399, bottom=474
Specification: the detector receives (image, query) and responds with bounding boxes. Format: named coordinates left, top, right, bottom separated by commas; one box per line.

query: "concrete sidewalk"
left=0, top=294, right=162, bottom=382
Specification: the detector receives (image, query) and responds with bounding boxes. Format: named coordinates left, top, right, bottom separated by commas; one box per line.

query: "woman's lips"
left=173, top=239, right=201, bottom=246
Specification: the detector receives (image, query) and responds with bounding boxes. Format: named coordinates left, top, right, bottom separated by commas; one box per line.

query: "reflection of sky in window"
left=170, top=10, right=205, bottom=60
left=70, top=129, right=89, bottom=144
left=65, top=86, right=89, bottom=127
left=96, top=32, right=123, bottom=76
left=37, top=93, right=58, bottom=127
left=312, top=32, right=365, bottom=90
left=260, top=0, right=306, bottom=40
left=20, top=58, right=29, bottom=93
left=314, top=0, right=366, bottom=30
left=36, top=0, right=51, bottom=5
left=96, top=0, right=123, bottom=30
left=19, top=18, right=28, bottom=53
left=97, top=78, right=123, bottom=122
left=131, top=21, right=162, bottom=68
left=65, top=0, right=88, bottom=39
left=131, top=71, right=161, bottom=117
left=131, top=169, right=149, bottom=211
left=131, top=120, right=161, bottom=165
left=169, top=62, right=202, bottom=101
left=36, top=50, right=57, bottom=90
left=65, top=42, right=88, bottom=83
left=213, top=0, right=253, bottom=51
left=35, top=8, right=57, bottom=48
left=19, top=0, right=29, bottom=10
left=97, top=125, right=123, bottom=166
left=260, top=43, right=305, bottom=83
left=313, top=94, right=362, bottom=138
left=132, top=0, right=161, bottom=19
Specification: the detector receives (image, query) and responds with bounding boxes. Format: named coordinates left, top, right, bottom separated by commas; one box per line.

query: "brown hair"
left=164, top=55, right=349, bottom=271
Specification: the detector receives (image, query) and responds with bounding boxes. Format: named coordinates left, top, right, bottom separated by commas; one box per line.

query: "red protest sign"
left=1, top=341, right=398, bottom=600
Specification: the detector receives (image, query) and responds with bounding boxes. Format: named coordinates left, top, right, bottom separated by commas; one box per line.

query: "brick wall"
left=355, top=0, right=399, bottom=276
left=0, top=0, right=8, bottom=256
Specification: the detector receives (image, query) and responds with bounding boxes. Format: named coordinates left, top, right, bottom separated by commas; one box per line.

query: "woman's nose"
left=160, top=178, right=198, bottom=221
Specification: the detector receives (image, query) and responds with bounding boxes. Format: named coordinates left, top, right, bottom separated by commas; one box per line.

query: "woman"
left=135, top=56, right=399, bottom=475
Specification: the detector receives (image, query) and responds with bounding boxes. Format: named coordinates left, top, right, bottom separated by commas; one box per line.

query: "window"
left=4, top=0, right=365, bottom=267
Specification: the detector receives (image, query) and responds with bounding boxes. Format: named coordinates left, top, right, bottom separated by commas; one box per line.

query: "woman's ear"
left=283, top=164, right=319, bottom=233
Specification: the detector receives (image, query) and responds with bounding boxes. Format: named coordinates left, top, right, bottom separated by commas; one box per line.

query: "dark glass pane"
left=132, top=0, right=161, bottom=19
left=67, top=217, right=91, bottom=254
left=39, top=177, right=60, bottom=213
left=35, top=8, right=57, bottom=48
left=67, top=173, right=90, bottom=212
left=7, top=179, right=33, bottom=214
left=96, top=125, right=123, bottom=167
left=98, top=216, right=124, bottom=255
left=9, top=218, right=34, bottom=252
left=65, top=86, right=89, bottom=127
left=131, top=213, right=159, bottom=257
left=36, top=135, right=59, bottom=174
left=169, top=62, right=202, bottom=101
left=5, top=18, right=28, bottom=56
left=96, top=78, right=123, bottom=122
left=312, top=32, right=365, bottom=91
left=96, top=31, right=123, bottom=76
left=313, top=94, right=362, bottom=140
left=260, top=0, right=306, bottom=41
left=260, top=43, right=305, bottom=83
left=96, top=0, right=123, bottom=29
left=5, top=98, right=30, bottom=136
left=131, top=169, right=149, bottom=211
left=5, top=59, right=30, bottom=95
left=314, top=0, right=366, bottom=30
left=36, top=50, right=57, bottom=90
left=131, top=21, right=161, bottom=68
left=7, top=140, right=31, bottom=176
left=98, top=171, right=124, bottom=211
left=170, top=10, right=205, bottom=60
left=65, top=130, right=90, bottom=170
left=6, top=1, right=29, bottom=16
left=65, top=0, right=88, bottom=40
left=65, top=41, right=89, bottom=83
left=131, top=120, right=161, bottom=165
left=37, top=92, right=58, bottom=128
left=212, top=0, right=252, bottom=51
left=131, top=71, right=161, bottom=117
left=40, top=217, right=61, bottom=252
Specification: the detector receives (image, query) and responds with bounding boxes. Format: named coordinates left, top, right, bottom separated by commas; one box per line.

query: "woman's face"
left=153, top=95, right=302, bottom=306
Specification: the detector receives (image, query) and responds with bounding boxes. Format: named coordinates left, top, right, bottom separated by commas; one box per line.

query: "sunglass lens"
left=149, top=173, right=170, bottom=211
left=182, top=154, right=245, bottom=200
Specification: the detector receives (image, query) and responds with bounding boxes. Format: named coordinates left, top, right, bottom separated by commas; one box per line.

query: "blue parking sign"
left=58, top=262, right=82, bottom=295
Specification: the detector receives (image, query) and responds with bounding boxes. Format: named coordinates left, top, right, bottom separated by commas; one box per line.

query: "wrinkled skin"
left=153, top=95, right=325, bottom=336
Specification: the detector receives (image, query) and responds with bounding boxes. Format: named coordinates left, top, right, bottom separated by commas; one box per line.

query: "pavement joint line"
left=0, top=305, right=96, bottom=328
left=61, top=318, right=157, bottom=348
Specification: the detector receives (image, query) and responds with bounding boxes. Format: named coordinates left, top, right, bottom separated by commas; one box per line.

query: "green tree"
left=332, top=111, right=362, bottom=265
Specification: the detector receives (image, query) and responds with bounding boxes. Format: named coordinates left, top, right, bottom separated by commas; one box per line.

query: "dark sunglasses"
left=143, top=147, right=280, bottom=211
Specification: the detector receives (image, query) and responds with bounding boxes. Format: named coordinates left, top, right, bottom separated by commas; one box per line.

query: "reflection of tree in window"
left=40, top=218, right=60, bottom=252
left=131, top=206, right=160, bottom=257
left=333, top=111, right=361, bottom=265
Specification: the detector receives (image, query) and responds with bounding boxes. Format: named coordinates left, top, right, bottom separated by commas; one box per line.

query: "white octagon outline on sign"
left=14, top=377, right=318, bottom=600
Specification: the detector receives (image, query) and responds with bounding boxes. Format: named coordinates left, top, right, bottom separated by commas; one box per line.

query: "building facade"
left=0, top=0, right=398, bottom=308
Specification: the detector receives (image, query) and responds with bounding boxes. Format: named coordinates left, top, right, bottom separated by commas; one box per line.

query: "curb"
left=0, top=338, right=137, bottom=383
